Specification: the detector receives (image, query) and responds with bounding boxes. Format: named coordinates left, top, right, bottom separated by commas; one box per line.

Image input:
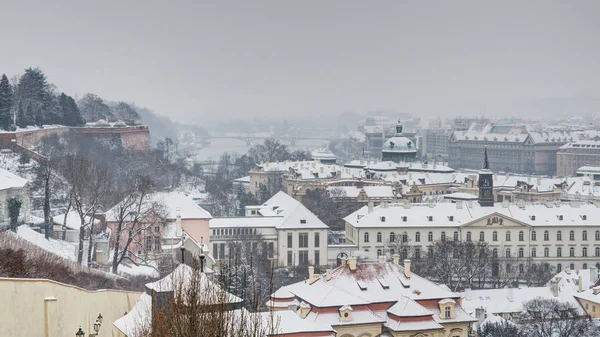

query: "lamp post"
left=76, top=327, right=85, bottom=336
left=76, top=313, right=103, bottom=337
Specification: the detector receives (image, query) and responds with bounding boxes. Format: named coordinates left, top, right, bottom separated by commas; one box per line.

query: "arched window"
left=441, top=232, right=446, bottom=241
left=557, top=247, right=562, bottom=257
left=519, top=248, right=524, bottom=258
left=453, top=231, right=459, bottom=241
left=544, top=231, right=549, bottom=241
left=570, top=263, right=575, bottom=270
left=377, top=249, right=382, bottom=257
left=466, top=231, right=472, bottom=242
left=492, top=248, right=498, bottom=258
left=428, top=232, right=433, bottom=242
left=415, top=232, right=421, bottom=242
left=519, top=231, right=524, bottom=242
left=570, top=247, right=575, bottom=257
left=596, top=247, right=600, bottom=257
left=583, top=230, right=588, bottom=241
left=506, top=248, right=511, bottom=258
left=364, top=232, right=369, bottom=243
left=596, top=263, right=600, bottom=270
left=415, top=247, right=421, bottom=259
left=570, top=230, right=575, bottom=241
left=479, top=231, right=485, bottom=241
left=557, top=231, right=562, bottom=241
left=389, top=232, right=395, bottom=243
left=557, top=264, right=562, bottom=272
left=531, top=247, right=537, bottom=257
left=402, top=248, right=408, bottom=259
left=402, top=232, right=408, bottom=243
left=493, top=231, right=498, bottom=242
left=544, top=247, right=549, bottom=257
left=377, top=232, right=382, bottom=243
left=519, top=264, right=524, bottom=274
left=596, top=231, right=600, bottom=241
left=506, top=231, right=511, bottom=241
left=531, top=231, right=537, bottom=241
left=583, top=247, right=588, bottom=257
left=583, top=263, right=588, bottom=269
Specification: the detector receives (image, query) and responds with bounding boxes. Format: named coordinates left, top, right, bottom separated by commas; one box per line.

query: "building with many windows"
left=209, top=191, right=328, bottom=268
left=557, top=141, right=600, bottom=177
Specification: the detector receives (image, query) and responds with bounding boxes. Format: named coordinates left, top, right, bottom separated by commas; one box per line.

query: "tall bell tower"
left=478, top=145, right=494, bottom=207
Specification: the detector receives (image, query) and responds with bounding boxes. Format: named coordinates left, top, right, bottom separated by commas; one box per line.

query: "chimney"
left=467, top=200, right=473, bottom=208
left=550, top=279, right=559, bottom=297
left=378, top=255, right=386, bottom=263
left=368, top=200, right=374, bottom=213
left=571, top=200, right=580, bottom=208
left=456, top=200, right=463, bottom=209
left=403, top=259, right=411, bottom=279
left=392, top=254, right=400, bottom=265
left=308, top=266, right=314, bottom=281
left=594, top=286, right=600, bottom=295
left=341, top=257, right=348, bottom=266
left=326, top=269, right=332, bottom=281
left=475, top=307, right=486, bottom=324
left=591, top=266, right=598, bottom=284
left=299, top=302, right=311, bottom=318
left=348, top=257, right=357, bottom=271
left=502, top=199, right=509, bottom=208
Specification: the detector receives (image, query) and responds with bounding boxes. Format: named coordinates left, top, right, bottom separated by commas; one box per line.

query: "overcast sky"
left=1, top=1, right=599, bottom=123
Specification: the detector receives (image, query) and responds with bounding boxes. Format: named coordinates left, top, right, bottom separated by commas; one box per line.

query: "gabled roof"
left=0, top=167, right=28, bottom=190
left=387, top=296, right=433, bottom=317
left=263, top=192, right=328, bottom=229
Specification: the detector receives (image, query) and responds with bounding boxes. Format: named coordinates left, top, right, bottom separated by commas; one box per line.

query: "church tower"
left=478, top=145, right=494, bottom=207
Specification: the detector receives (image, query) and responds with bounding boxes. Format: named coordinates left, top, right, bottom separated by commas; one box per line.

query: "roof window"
left=300, top=219, right=306, bottom=224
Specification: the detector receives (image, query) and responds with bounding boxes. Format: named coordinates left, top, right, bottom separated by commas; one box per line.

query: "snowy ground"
left=15, top=225, right=78, bottom=261
left=117, top=262, right=159, bottom=278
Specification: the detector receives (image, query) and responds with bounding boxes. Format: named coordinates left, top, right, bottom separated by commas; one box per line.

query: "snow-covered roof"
left=311, top=148, right=336, bottom=160
left=560, top=140, right=600, bottom=149
left=345, top=201, right=600, bottom=229
left=14, top=225, right=77, bottom=260
left=443, top=192, right=478, bottom=201
left=387, top=296, right=433, bottom=317
left=327, top=186, right=397, bottom=199
left=262, top=192, right=328, bottom=229
left=210, top=216, right=283, bottom=228
left=105, top=191, right=212, bottom=222
left=52, top=211, right=99, bottom=230
left=0, top=167, right=28, bottom=190
left=260, top=310, right=335, bottom=336
left=113, top=292, right=151, bottom=337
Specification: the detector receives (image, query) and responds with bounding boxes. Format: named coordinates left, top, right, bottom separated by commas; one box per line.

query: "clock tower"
left=478, top=145, right=494, bottom=207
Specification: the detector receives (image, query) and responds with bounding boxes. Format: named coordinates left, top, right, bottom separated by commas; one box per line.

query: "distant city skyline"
left=1, top=1, right=599, bottom=124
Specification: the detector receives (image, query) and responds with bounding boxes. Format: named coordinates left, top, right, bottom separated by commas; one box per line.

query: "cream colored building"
left=557, top=141, right=600, bottom=177
left=0, top=167, right=30, bottom=226
left=0, top=277, right=141, bottom=337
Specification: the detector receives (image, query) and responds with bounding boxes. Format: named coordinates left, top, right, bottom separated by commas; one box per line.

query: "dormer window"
left=530, top=215, right=536, bottom=221
left=380, top=216, right=386, bottom=222
left=581, top=215, right=587, bottom=220
left=401, top=216, right=407, bottom=222
left=427, top=216, right=433, bottom=222
left=300, top=219, right=306, bottom=224
left=339, top=304, right=353, bottom=322
left=557, top=215, right=563, bottom=221
left=438, top=298, right=456, bottom=319
left=448, top=216, right=454, bottom=221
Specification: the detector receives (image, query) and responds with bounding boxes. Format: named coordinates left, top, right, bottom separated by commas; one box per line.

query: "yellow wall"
left=576, top=298, right=600, bottom=318
left=0, top=278, right=141, bottom=337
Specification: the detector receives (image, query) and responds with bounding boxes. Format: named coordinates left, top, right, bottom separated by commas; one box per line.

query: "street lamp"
left=97, top=313, right=103, bottom=324
left=75, top=327, right=85, bottom=336
left=93, top=319, right=101, bottom=333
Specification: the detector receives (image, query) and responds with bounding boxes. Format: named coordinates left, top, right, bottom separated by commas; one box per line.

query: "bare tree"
left=520, top=297, right=597, bottom=337
left=108, top=175, right=166, bottom=274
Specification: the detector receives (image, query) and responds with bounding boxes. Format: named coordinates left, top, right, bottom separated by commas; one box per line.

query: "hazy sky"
left=1, top=1, right=599, bottom=123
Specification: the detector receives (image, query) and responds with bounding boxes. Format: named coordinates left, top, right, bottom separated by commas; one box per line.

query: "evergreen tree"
left=15, top=102, right=27, bottom=128
left=0, top=74, right=14, bottom=130
left=58, top=93, right=84, bottom=126
left=78, top=93, right=115, bottom=122
left=15, top=68, right=51, bottom=125
left=7, top=197, right=22, bottom=232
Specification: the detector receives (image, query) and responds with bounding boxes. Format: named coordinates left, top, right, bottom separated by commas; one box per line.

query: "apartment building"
left=557, top=141, right=600, bottom=177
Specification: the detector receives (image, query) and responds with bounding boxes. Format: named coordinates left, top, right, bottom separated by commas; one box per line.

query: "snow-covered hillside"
left=15, top=225, right=77, bottom=261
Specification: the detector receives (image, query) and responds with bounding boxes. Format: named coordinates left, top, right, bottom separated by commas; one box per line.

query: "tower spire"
left=483, top=145, right=490, bottom=170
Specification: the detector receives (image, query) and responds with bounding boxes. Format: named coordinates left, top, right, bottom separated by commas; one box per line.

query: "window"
left=466, top=231, right=472, bottom=242
left=154, top=237, right=160, bottom=251
left=584, top=263, right=588, bottom=269
left=493, top=248, right=498, bottom=258
left=220, top=243, right=225, bottom=259
left=519, top=231, right=524, bottom=242
left=596, top=247, right=600, bottom=257
left=428, top=232, right=433, bottom=242
left=557, top=231, right=562, bottom=241
left=505, top=248, right=511, bottom=258
left=544, top=247, right=549, bottom=257
left=583, top=230, right=588, bottom=241
left=570, top=247, right=575, bottom=257
left=506, top=231, right=511, bottom=242
left=402, top=248, right=408, bottom=259
left=479, top=231, right=485, bottom=241
left=314, top=233, right=320, bottom=248
left=532, top=247, right=536, bottom=257
left=596, top=230, right=600, bottom=241
left=493, top=231, right=498, bottom=242
left=415, top=232, right=421, bottom=242
left=299, top=233, right=308, bottom=248
left=154, top=226, right=160, bottom=233
left=444, top=306, right=451, bottom=318
left=453, top=231, right=459, bottom=241
left=377, top=232, right=382, bottom=243
left=213, top=243, right=218, bottom=259
left=299, top=251, right=309, bottom=265
left=557, top=263, right=562, bottom=272
left=531, top=231, right=537, bottom=241
left=415, top=247, right=421, bottom=259
left=377, top=249, right=382, bottom=257
left=145, top=236, right=152, bottom=251
left=583, top=247, right=588, bottom=257
left=557, top=247, right=562, bottom=257
left=300, top=219, right=306, bottom=224
left=570, top=263, right=575, bottom=270
left=519, top=248, right=524, bottom=258
left=428, top=247, right=434, bottom=258
left=268, top=242, right=274, bottom=258
left=402, top=232, right=408, bottom=243
left=390, top=249, right=395, bottom=256
left=390, top=232, right=395, bottom=243
left=288, top=233, right=293, bottom=248
left=544, top=231, right=549, bottom=241
left=570, top=230, right=575, bottom=241
left=519, top=264, right=524, bottom=274
left=364, top=232, right=370, bottom=243
left=441, top=232, right=446, bottom=241
left=314, top=250, right=320, bottom=265
left=287, top=251, right=293, bottom=266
